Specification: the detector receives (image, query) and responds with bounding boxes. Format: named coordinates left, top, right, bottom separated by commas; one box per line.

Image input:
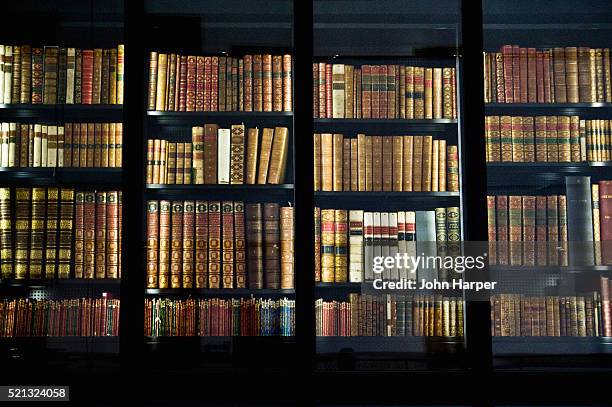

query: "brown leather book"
left=534, top=116, right=547, bottom=161
left=320, top=133, right=333, bottom=191
left=557, top=116, right=571, bottom=162
left=93, top=123, right=102, bottom=167
left=350, top=138, right=358, bottom=191
left=438, top=140, right=447, bottom=191
left=578, top=47, right=592, bottom=102
left=252, top=55, right=263, bottom=111
left=518, top=117, right=533, bottom=163
left=203, top=124, right=219, bottom=184
left=234, top=202, right=247, bottom=288
left=92, top=49, right=103, bottom=104
left=63, top=123, right=72, bottom=167
left=158, top=200, right=171, bottom=288
left=547, top=195, right=559, bottom=266
left=181, top=200, right=194, bottom=288
left=230, top=124, right=245, bottom=184
left=446, top=145, right=459, bottom=192
left=100, top=49, right=110, bottom=105
left=596, top=49, right=605, bottom=102
left=262, top=54, right=273, bottom=112
left=219, top=56, right=227, bottom=111
left=386, top=65, right=395, bottom=118
left=424, top=68, right=433, bottom=119
left=43, top=188, right=59, bottom=278
left=267, top=127, right=289, bottom=184
left=433, top=68, right=443, bottom=119
left=318, top=62, right=327, bottom=118
left=186, top=56, right=196, bottom=111
left=553, top=48, right=567, bottom=103
left=207, top=201, right=221, bottom=288
left=57, top=189, right=74, bottom=278
left=558, top=195, right=568, bottom=266
left=403, top=136, right=413, bottom=191
left=372, top=136, right=383, bottom=191
left=412, top=136, right=423, bottom=191
left=272, top=55, right=283, bottom=111
left=495, top=195, right=509, bottom=266
left=86, top=123, right=95, bottom=167
left=313, top=63, right=319, bottom=117
left=43, top=46, right=59, bottom=104
left=146, top=200, right=159, bottom=288
left=421, top=136, right=433, bottom=191
left=263, top=203, right=280, bottom=289
left=20, top=45, right=32, bottom=104
left=508, top=195, right=522, bottom=266
left=413, top=67, right=425, bottom=119
left=431, top=140, right=439, bottom=192
left=320, top=209, right=335, bottom=283
left=511, top=116, right=524, bottom=162
left=246, top=203, right=264, bottom=289
left=357, top=133, right=366, bottom=191
left=536, top=52, right=545, bottom=102
left=245, top=127, right=259, bottom=185
left=487, top=196, right=497, bottom=265
left=442, top=67, right=453, bottom=119
left=101, top=123, right=110, bottom=167
left=195, top=56, right=205, bottom=112
left=283, top=54, right=292, bottom=111
left=487, top=116, right=502, bottom=162
left=73, top=192, right=85, bottom=278
left=343, top=138, right=351, bottom=191
left=194, top=201, right=208, bottom=288
left=171, top=142, right=180, bottom=184
left=334, top=209, right=348, bottom=282
left=94, top=192, right=107, bottom=278
left=221, top=201, right=234, bottom=288
left=500, top=115, right=513, bottom=162
left=519, top=47, right=528, bottom=103
left=83, top=192, right=96, bottom=278
left=257, top=128, right=274, bottom=184
left=604, top=49, right=612, bottom=103
left=13, top=189, right=30, bottom=279
left=565, top=47, right=579, bottom=103
left=527, top=48, right=537, bottom=102
left=191, top=126, right=204, bottom=184
left=280, top=206, right=294, bottom=289
left=169, top=201, right=183, bottom=288
left=345, top=65, right=354, bottom=118
left=314, top=207, right=321, bottom=282
left=570, top=116, right=581, bottom=162
left=546, top=116, right=559, bottom=162
left=332, top=133, right=344, bottom=191
left=382, top=137, right=393, bottom=191
left=392, top=136, right=403, bottom=191
left=405, top=66, right=414, bottom=119
left=109, top=48, right=118, bottom=105
left=106, top=191, right=120, bottom=279
left=365, top=136, right=373, bottom=191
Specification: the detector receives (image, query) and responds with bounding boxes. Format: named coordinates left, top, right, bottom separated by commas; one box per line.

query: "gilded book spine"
left=195, top=201, right=208, bottom=288
left=146, top=200, right=159, bottom=288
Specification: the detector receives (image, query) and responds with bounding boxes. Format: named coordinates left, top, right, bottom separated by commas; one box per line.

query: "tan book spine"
left=438, top=140, right=447, bottom=191
left=192, top=126, right=204, bottom=184
left=267, top=127, right=289, bottom=184
left=350, top=138, right=358, bottom=191
left=424, top=68, right=433, bottom=119
left=365, top=136, right=373, bottom=191
left=155, top=53, right=168, bottom=111
left=403, top=136, right=413, bottom=191
left=431, top=140, right=440, bottom=192
left=372, top=136, right=383, bottom=191
left=246, top=127, right=259, bottom=185
left=345, top=65, right=354, bottom=118
left=511, top=116, right=524, bottom=162
left=433, top=68, right=443, bottom=119
left=421, top=136, right=433, bottom=191
left=257, top=128, right=274, bottom=184
left=412, top=136, right=423, bottom=191
left=546, top=116, right=559, bottom=162
left=382, top=137, right=393, bottom=191
left=321, top=133, right=333, bottom=191
left=280, top=206, right=294, bottom=289
left=313, top=133, right=321, bottom=191
left=357, top=133, right=366, bottom=191
left=332, top=133, right=344, bottom=191
left=392, top=135, right=403, bottom=191
left=522, top=116, right=535, bottom=162
left=343, top=138, right=351, bottom=191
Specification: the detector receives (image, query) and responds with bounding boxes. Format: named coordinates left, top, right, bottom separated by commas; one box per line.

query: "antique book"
left=264, top=203, right=280, bottom=289
left=382, top=137, right=393, bottom=191
left=268, top=127, right=289, bottom=184
left=105, top=191, right=120, bottom=279
left=349, top=210, right=364, bottom=283
left=343, top=138, right=351, bottom=191
left=511, top=116, right=524, bottom=162
left=43, top=46, right=59, bottom=104
left=221, top=201, right=235, bottom=288
left=262, top=54, right=273, bottom=111
left=438, top=140, right=447, bottom=191
left=345, top=65, right=354, bottom=118
left=169, top=201, right=183, bottom=288
left=412, top=136, right=423, bottom=191
left=146, top=201, right=159, bottom=288
left=600, top=181, right=612, bottom=265
left=195, top=56, right=205, bottom=111
left=320, top=133, right=333, bottom=191
left=350, top=138, right=359, bottom=191
left=191, top=127, right=204, bottom=184
left=203, top=124, right=219, bottom=184
left=43, top=188, right=59, bottom=278
left=257, top=128, right=274, bottom=184
left=553, top=47, right=567, bottom=103
left=94, top=192, right=107, bottom=278
left=522, top=196, right=536, bottom=266
left=83, top=192, right=96, bottom=278
left=157, top=200, right=171, bottom=288
left=20, top=46, right=32, bottom=104
left=332, top=133, right=344, bottom=191
left=280, top=206, right=294, bottom=289
left=334, top=209, right=348, bottom=282
left=421, top=136, right=433, bottom=191
left=566, top=176, right=594, bottom=266
left=185, top=56, right=196, bottom=111
left=496, top=195, right=509, bottom=265
left=272, top=55, right=283, bottom=111
left=100, top=49, right=110, bottom=104
left=546, top=195, right=559, bottom=266
left=73, top=192, right=85, bottom=278
left=181, top=200, right=194, bottom=288
left=217, top=128, right=231, bottom=184
left=246, top=203, right=264, bottom=289
left=0, top=188, right=12, bottom=278
left=424, top=68, right=433, bottom=119
left=92, top=49, right=103, bottom=104
left=313, top=133, right=321, bottom=190
left=283, top=54, right=293, bottom=111
left=109, top=48, right=117, bottom=104
left=522, top=116, right=535, bottom=162
left=230, top=124, right=245, bottom=184
left=321, top=209, right=336, bottom=283
left=332, top=64, right=345, bottom=118
left=245, top=127, right=259, bottom=184
left=557, top=116, right=572, bottom=162
left=234, top=202, right=247, bottom=288
left=372, top=136, right=383, bottom=191
left=508, top=196, right=522, bottom=266
left=314, top=207, right=322, bottom=282
left=403, top=136, right=414, bottom=191
left=432, top=140, right=440, bottom=191
left=207, top=201, right=221, bottom=288
left=194, top=201, right=208, bottom=288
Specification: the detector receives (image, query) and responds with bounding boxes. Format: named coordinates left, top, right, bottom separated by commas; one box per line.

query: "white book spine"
left=380, top=212, right=390, bottom=281
left=388, top=212, right=399, bottom=281
left=66, top=48, right=76, bottom=104
left=33, top=124, right=42, bottom=167
left=41, top=125, right=48, bottom=167
left=397, top=211, right=407, bottom=281
left=47, top=125, right=57, bottom=167
left=57, top=126, right=64, bottom=167
left=0, top=45, right=5, bottom=103
left=331, top=64, right=345, bottom=118
left=0, top=122, right=8, bottom=167
left=349, top=209, right=364, bottom=283
left=373, top=212, right=382, bottom=280
left=8, top=122, right=16, bottom=167
left=217, top=128, right=231, bottom=184
left=3, top=46, right=11, bottom=104
left=406, top=211, right=417, bottom=280
left=364, top=211, right=374, bottom=281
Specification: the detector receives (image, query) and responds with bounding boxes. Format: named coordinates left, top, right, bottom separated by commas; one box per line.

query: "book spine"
left=246, top=203, right=264, bottom=289
left=92, top=49, right=102, bottom=104
left=195, top=201, right=208, bottom=288
left=321, top=209, right=335, bottom=283
left=208, top=201, right=221, bottom=288
left=106, top=191, right=119, bottom=278
left=280, top=206, right=294, bottom=289
left=94, top=192, right=107, bottom=278
left=83, top=192, right=96, bottom=278
left=182, top=201, right=194, bottom=288
left=264, top=203, right=280, bottom=289
left=170, top=201, right=184, bottom=288
left=268, top=127, right=289, bottom=185
left=204, top=124, right=219, bottom=184
left=334, top=209, right=348, bottom=282
left=234, top=202, right=247, bottom=289
left=0, top=188, right=12, bottom=278
left=146, top=201, right=159, bottom=288
left=158, top=200, right=171, bottom=288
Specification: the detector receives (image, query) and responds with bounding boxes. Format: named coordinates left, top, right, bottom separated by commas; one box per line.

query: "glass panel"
left=313, top=0, right=468, bottom=371
left=141, top=0, right=296, bottom=372
left=0, top=0, right=124, bottom=378
left=483, top=0, right=612, bottom=370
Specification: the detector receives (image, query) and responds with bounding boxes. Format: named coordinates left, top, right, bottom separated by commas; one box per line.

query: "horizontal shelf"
left=147, top=111, right=293, bottom=117
left=493, top=336, right=612, bottom=355
left=315, top=191, right=459, bottom=197
left=314, top=118, right=457, bottom=124
left=0, top=104, right=123, bottom=120
left=0, top=336, right=119, bottom=353
left=314, top=191, right=461, bottom=210
left=145, top=288, right=295, bottom=296
left=146, top=183, right=294, bottom=190
left=0, top=168, right=122, bottom=186
left=485, top=103, right=612, bottom=117
left=0, top=278, right=121, bottom=288
left=316, top=336, right=464, bottom=354
left=145, top=184, right=295, bottom=200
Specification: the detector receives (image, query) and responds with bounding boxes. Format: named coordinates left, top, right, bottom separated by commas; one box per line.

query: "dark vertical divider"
left=460, top=0, right=493, bottom=404
left=121, top=0, right=146, bottom=392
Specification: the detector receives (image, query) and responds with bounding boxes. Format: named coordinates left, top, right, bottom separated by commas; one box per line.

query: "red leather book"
left=325, top=64, right=332, bottom=118
left=170, top=201, right=183, bottom=288
left=272, top=55, right=283, bottom=111
left=543, top=51, right=552, bottom=103
left=313, top=63, right=319, bottom=117
left=243, top=55, right=253, bottom=112
left=253, top=55, right=263, bottom=112
left=379, top=65, right=388, bottom=119
left=195, top=56, right=205, bottom=112
left=83, top=192, right=96, bottom=278
left=178, top=55, right=187, bottom=111
left=203, top=124, right=219, bottom=184
left=511, top=45, right=521, bottom=103
left=186, top=56, right=196, bottom=112
left=262, top=54, right=273, bottom=112
left=94, top=192, right=107, bottom=278
left=182, top=200, right=195, bottom=288
left=158, top=200, right=171, bottom=288
left=501, top=45, right=514, bottom=103
left=207, top=201, right=221, bottom=288
left=283, top=54, right=292, bottom=112
left=519, top=47, right=528, bottom=103
left=92, top=49, right=103, bottom=104
left=246, top=203, right=264, bottom=289
left=263, top=203, right=280, bottom=289
left=536, top=52, right=545, bottom=102
left=211, top=56, right=219, bottom=111
left=146, top=200, right=159, bottom=288
left=221, top=201, right=235, bottom=288
left=106, top=191, right=119, bottom=278
left=81, top=50, right=94, bottom=104
left=600, top=181, right=612, bottom=265
left=74, top=192, right=85, bottom=278
left=362, top=65, right=371, bottom=118
left=527, top=48, right=537, bottom=102
left=318, top=62, right=327, bottom=118
left=203, top=56, right=212, bottom=111
left=234, top=202, right=247, bottom=288
left=371, top=65, right=380, bottom=119
left=194, top=201, right=208, bottom=288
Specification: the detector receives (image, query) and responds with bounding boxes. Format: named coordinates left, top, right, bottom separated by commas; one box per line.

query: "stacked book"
left=144, top=297, right=295, bottom=337
left=146, top=201, right=294, bottom=290
left=147, top=52, right=293, bottom=112
left=484, top=45, right=612, bottom=103
left=485, top=115, right=611, bottom=163
left=0, top=44, right=124, bottom=105
left=0, top=188, right=122, bottom=280
left=314, top=133, right=459, bottom=192
left=146, top=125, right=289, bottom=185
left=314, top=207, right=461, bottom=283
left=316, top=294, right=464, bottom=337
left=313, top=63, right=457, bottom=119
left=0, top=297, right=120, bottom=337
left=0, top=122, right=123, bottom=168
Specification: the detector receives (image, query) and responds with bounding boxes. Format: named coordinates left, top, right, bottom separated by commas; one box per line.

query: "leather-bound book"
left=432, top=67, right=442, bottom=119
left=181, top=200, right=195, bottom=288
left=486, top=116, right=500, bottom=162
left=31, top=47, right=44, bottom=104
left=158, top=200, right=171, bottom=288
left=534, top=196, right=547, bottom=266
left=11, top=189, right=33, bottom=279
left=217, top=128, right=231, bottom=184
left=209, top=56, right=218, bottom=111
left=565, top=47, right=579, bottom=103
left=487, top=196, right=497, bottom=265
left=272, top=55, right=283, bottom=111
left=402, top=136, right=413, bottom=191
left=20, top=45, right=31, bottom=103
left=203, top=124, right=219, bottom=184
left=604, top=49, right=612, bottom=103
left=268, top=127, right=289, bottom=184
left=365, top=136, right=373, bottom=191
left=63, top=123, right=73, bottom=167
left=191, top=126, right=204, bottom=184
left=596, top=49, right=605, bottom=102
left=19, top=124, right=30, bottom=167
left=557, top=116, right=571, bottom=162
left=534, top=116, right=547, bottom=161
left=522, top=116, right=535, bottom=163
left=431, top=140, right=439, bottom=191
left=178, top=55, right=187, bottom=111
left=101, top=123, right=110, bottom=167
left=379, top=65, right=388, bottom=118
left=116, top=45, right=125, bottom=104
left=372, top=136, right=383, bottom=191
left=500, top=46, right=513, bottom=103
left=331, top=64, right=345, bottom=118
left=510, top=116, right=524, bottom=162
left=207, top=201, right=221, bottom=288
left=94, top=192, right=107, bottom=278
left=601, top=277, right=611, bottom=336
left=11, top=46, right=21, bottom=103
left=370, top=65, right=380, bottom=118
left=334, top=209, right=348, bottom=282
left=42, top=46, right=59, bottom=104
left=283, top=54, right=292, bottom=111
left=100, top=49, right=110, bottom=104
left=81, top=49, right=94, bottom=104
left=194, top=201, right=208, bottom=288
left=495, top=195, right=509, bottom=265
left=413, top=67, right=425, bottom=119
left=74, top=48, right=82, bottom=104
left=245, top=128, right=259, bottom=184
left=43, top=188, right=59, bottom=278
left=321, top=209, right=335, bottom=282
left=345, top=64, right=355, bottom=118
left=193, top=56, right=204, bottom=112
left=154, top=53, right=168, bottom=110
left=229, top=58, right=236, bottom=111
left=325, top=64, right=333, bottom=117
left=246, top=203, right=264, bottom=288
left=74, top=192, right=85, bottom=278
left=185, top=56, right=196, bottom=112
left=382, top=136, right=393, bottom=191
left=545, top=51, right=555, bottom=103
left=592, top=184, right=602, bottom=265
left=499, top=115, right=512, bottom=161
left=511, top=45, right=521, bottom=102
left=343, top=138, right=351, bottom=191
left=83, top=192, right=96, bottom=278
left=391, top=136, right=403, bottom=191
left=170, top=201, right=183, bottom=288
left=106, top=191, right=119, bottom=279
left=252, top=55, right=263, bottom=111
left=92, top=49, right=103, bottom=104
left=220, top=201, right=235, bottom=288
left=442, top=67, right=453, bottom=118
left=91, top=123, right=102, bottom=167
left=438, top=140, right=447, bottom=191
left=546, top=195, right=559, bottom=266
left=263, top=203, right=280, bottom=288
left=168, top=142, right=178, bottom=184
left=357, top=133, right=367, bottom=191
left=398, top=66, right=405, bottom=118
left=348, top=210, right=364, bottom=283
left=535, top=51, right=544, bottom=102
left=233, top=202, right=247, bottom=288
left=108, top=48, right=117, bottom=105
left=578, top=47, right=592, bottom=102
left=262, top=54, right=273, bottom=112
left=114, top=123, right=122, bottom=168
left=26, top=188, right=46, bottom=278
left=313, top=133, right=321, bottom=190
left=318, top=62, right=327, bottom=117
left=387, top=65, right=396, bottom=118
left=566, top=176, right=594, bottom=265
left=527, top=48, right=537, bottom=102
left=146, top=200, right=159, bottom=288
left=405, top=66, right=414, bottom=118
left=183, top=142, right=192, bottom=184
left=412, top=136, right=423, bottom=191
left=0, top=188, right=11, bottom=278
left=552, top=48, right=567, bottom=103
left=229, top=124, right=245, bottom=184
left=545, top=116, right=559, bottom=162
left=507, top=196, right=522, bottom=266
left=280, top=206, right=294, bottom=289
left=313, top=63, right=319, bottom=117
left=424, top=68, right=433, bottom=119
left=320, top=133, right=333, bottom=191
left=332, top=133, right=344, bottom=191
left=314, top=207, right=321, bottom=282
left=558, top=195, right=569, bottom=266
left=519, top=47, right=528, bottom=103
left=600, top=181, right=612, bottom=265
left=421, top=135, right=433, bottom=191
left=257, top=128, right=274, bottom=184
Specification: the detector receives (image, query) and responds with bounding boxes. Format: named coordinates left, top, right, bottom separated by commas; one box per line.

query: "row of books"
left=0, top=122, right=123, bottom=168
left=487, top=178, right=612, bottom=266
left=147, top=52, right=292, bottom=112
left=491, top=293, right=604, bottom=337
left=0, top=297, right=120, bottom=337
left=146, top=201, right=293, bottom=289
left=484, top=45, right=612, bottom=104
left=0, top=188, right=122, bottom=280
left=144, top=297, right=295, bottom=337
left=485, top=116, right=611, bottom=163
left=0, top=44, right=124, bottom=105
left=316, top=294, right=464, bottom=337
left=314, top=207, right=461, bottom=283
left=146, top=125, right=289, bottom=185
left=314, top=134, right=459, bottom=192
left=313, top=63, right=457, bottom=119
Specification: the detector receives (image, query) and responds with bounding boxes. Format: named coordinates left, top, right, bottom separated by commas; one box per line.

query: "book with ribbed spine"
left=372, top=136, right=383, bottom=191
left=195, top=56, right=205, bottom=111
left=320, top=133, right=332, bottom=191
left=208, top=201, right=221, bottom=288
left=246, top=203, right=264, bottom=289
left=43, top=188, right=59, bottom=278
left=170, top=201, right=183, bottom=288
left=83, top=192, right=96, bottom=278
left=332, top=64, right=345, bottom=118
left=558, top=116, right=571, bottom=162
left=382, top=137, right=393, bottom=192
left=283, top=55, right=292, bottom=111
left=257, top=128, right=274, bottom=184
left=13, top=189, right=30, bottom=279
left=100, top=49, right=110, bottom=104
left=546, top=195, right=559, bottom=266
left=92, top=49, right=103, bottom=104
left=343, top=138, right=351, bottom=191
left=262, top=55, right=273, bottom=112
left=94, top=192, right=107, bottom=278
left=234, top=202, right=247, bottom=289
left=106, top=191, right=119, bottom=278
left=522, top=117, right=535, bottom=162
left=334, top=209, right=348, bottom=282
left=221, top=201, right=235, bottom=288
left=146, top=200, right=159, bottom=288
left=600, top=181, right=612, bottom=265
left=446, top=145, right=459, bottom=192
left=264, top=203, right=280, bottom=288
left=508, top=196, right=522, bottom=266
left=158, top=200, right=171, bottom=288
left=321, top=209, right=335, bottom=283
left=246, top=128, right=259, bottom=184
left=0, top=188, right=12, bottom=278
left=183, top=142, right=192, bottom=184
left=194, top=201, right=208, bottom=288
left=511, top=116, right=524, bottom=162
left=230, top=124, right=245, bottom=184
left=421, top=136, right=433, bottom=191
left=314, top=207, right=321, bottom=282
left=592, top=185, right=602, bottom=265
left=522, top=196, right=536, bottom=266
left=268, top=127, right=289, bottom=184
left=203, top=124, right=219, bottom=184
left=182, top=201, right=195, bottom=288
left=348, top=210, right=364, bottom=283
left=74, top=192, right=85, bottom=278
left=412, top=136, right=423, bottom=191
left=43, top=46, right=59, bottom=104
left=558, top=195, right=568, bottom=266
left=280, top=206, right=294, bottom=289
